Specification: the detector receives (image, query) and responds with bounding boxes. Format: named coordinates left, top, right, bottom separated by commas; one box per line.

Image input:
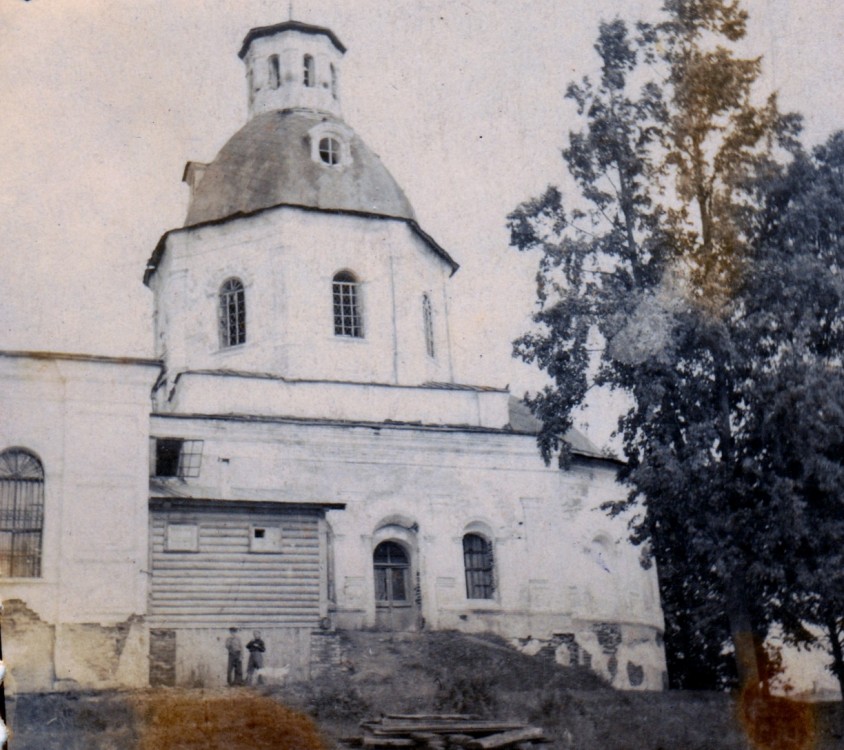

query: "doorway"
left=373, top=540, right=416, bottom=630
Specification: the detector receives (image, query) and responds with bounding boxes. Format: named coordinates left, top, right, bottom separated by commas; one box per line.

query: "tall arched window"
left=268, top=55, right=281, bottom=89
left=333, top=271, right=362, bottom=338
left=303, top=54, right=315, bottom=87
left=0, top=449, right=44, bottom=578
left=422, top=294, right=435, bottom=358
left=219, top=277, right=246, bottom=348
left=373, top=541, right=409, bottom=603
left=463, top=533, right=494, bottom=599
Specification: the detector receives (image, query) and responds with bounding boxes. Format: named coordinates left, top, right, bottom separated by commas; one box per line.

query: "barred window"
left=422, top=294, right=435, bottom=358
left=463, top=533, right=494, bottom=599
left=303, top=54, right=315, bottom=87
left=333, top=271, right=363, bottom=338
left=0, top=449, right=44, bottom=578
left=219, top=277, right=246, bottom=348
left=154, top=438, right=204, bottom=479
left=268, top=55, right=281, bottom=89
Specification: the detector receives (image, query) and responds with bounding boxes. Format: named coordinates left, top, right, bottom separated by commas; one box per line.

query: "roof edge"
left=238, top=21, right=347, bottom=59
left=144, top=202, right=459, bottom=285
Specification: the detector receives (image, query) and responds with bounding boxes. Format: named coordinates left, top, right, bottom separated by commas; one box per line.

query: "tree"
left=509, top=0, right=805, bottom=691
left=740, top=133, right=844, bottom=697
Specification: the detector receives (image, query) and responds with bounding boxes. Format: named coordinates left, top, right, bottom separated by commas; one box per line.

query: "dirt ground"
left=5, top=630, right=843, bottom=750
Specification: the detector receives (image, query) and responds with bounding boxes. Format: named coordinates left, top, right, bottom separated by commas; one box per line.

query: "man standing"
left=246, top=630, right=266, bottom=685
left=225, top=627, right=243, bottom=686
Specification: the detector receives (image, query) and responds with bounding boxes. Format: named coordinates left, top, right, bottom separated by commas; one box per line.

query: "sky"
left=1, top=0, right=843, bottom=443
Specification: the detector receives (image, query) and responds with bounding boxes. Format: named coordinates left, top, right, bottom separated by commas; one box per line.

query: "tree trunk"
left=727, top=576, right=760, bottom=690
left=825, top=614, right=844, bottom=702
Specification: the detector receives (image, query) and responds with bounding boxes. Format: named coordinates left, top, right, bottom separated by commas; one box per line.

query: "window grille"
left=154, top=438, right=204, bottom=479
left=0, top=449, right=44, bottom=578
left=303, top=54, right=315, bottom=87
left=422, top=294, right=435, bottom=358
left=219, top=277, right=246, bottom=347
left=373, top=541, right=409, bottom=602
left=463, top=533, right=494, bottom=599
left=333, top=271, right=363, bottom=338
left=268, top=55, right=281, bottom=89
left=319, top=137, right=340, bottom=166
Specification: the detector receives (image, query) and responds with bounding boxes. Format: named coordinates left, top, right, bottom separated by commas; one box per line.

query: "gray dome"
left=185, top=110, right=415, bottom=226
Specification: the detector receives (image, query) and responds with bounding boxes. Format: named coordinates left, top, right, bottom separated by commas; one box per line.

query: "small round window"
left=319, top=137, right=341, bottom=166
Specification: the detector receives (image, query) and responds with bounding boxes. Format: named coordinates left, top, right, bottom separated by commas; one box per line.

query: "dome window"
left=308, top=121, right=353, bottom=169
left=319, top=137, right=340, bottom=166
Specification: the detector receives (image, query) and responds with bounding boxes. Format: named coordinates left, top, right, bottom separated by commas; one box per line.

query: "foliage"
left=433, top=667, right=498, bottom=716
left=506, top=0, right=844, bottom=693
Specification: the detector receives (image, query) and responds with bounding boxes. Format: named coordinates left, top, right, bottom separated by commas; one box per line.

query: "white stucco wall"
left=149, top=207, right=456, bottom=394
left=244, top=29, right=344, bottom=119
left=0, top=352, right=160, bottom=690
left=150, top=411, right=667, bottom=689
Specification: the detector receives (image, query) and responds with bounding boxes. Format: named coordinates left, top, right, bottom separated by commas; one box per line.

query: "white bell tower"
left=238, top=21, right=345, bottom=119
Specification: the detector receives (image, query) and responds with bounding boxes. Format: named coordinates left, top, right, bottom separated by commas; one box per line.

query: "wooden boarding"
left=465, top=727, right=545, bottom=749
left=355, top=713, right=547, bottom=749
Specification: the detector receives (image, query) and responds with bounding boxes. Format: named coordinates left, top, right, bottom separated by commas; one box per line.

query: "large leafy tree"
left=741, top=134, right=844, bottom=697
left=508, top=0, right=806, bottom=690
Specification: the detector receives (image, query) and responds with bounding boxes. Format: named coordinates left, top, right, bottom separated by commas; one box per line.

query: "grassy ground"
left=6, top=630, right=843, bottom=749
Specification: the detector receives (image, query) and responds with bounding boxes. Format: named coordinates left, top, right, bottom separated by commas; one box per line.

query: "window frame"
left=373, top=540, right=410, bottom=604
left=0, top=448, right=45, bottom=578
left=318, top=136, right=341, bottom=166
left=153, top=438, right=204, bottom=479
left=303, top=54, right=315, bottom=87
left=268, top=54, right=281, bottom=90
left=219, top=277, right=246, bottom=349
left=463, top=533, right=495, bottom=600
left=332, top=271, right=364, bottom=339
left=422, top=293, right=435, bottom=359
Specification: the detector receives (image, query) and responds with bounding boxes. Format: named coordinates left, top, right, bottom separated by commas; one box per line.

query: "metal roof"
left=238, top=21, right=347, bottom=59
left=185, top=110, right=416, bottom=226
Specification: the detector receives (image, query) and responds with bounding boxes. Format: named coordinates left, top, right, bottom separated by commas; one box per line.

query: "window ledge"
left=331, top=335, right=368, bottom=344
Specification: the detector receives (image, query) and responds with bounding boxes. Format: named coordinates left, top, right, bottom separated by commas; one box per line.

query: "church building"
left=1, top=21, right=666, bottom=692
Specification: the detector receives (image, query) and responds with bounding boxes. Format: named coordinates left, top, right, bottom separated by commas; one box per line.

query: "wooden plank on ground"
left=445, top=735, right=474, bottom=747
left=465, top=728, right=545, bottom=749
left=362, top=737, right=416, bottom=748
left=385, top=714, right=477, bottom=721
left=371, top=721, right=525, bottom=736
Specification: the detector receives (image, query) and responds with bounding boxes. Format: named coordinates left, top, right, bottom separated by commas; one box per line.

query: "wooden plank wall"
left=149, top=506, right=322, bottom=627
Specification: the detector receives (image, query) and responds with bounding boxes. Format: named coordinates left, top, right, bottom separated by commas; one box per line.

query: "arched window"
left=333, top=271, right=362, bottom=338
left=268, top=55, right=281, bottom=89
left=319, top=136, right=340, bottom=166
left=373, top=541, right=409, bottom=602
left=463, top=533, right=494, bottom=599
left=0, top=449, right=44, bottom=578
left=422, top=294, right=435, bottom=358
left=303, top=54, right=315, bottom=87
left=219, top=277, right=246, bottom=348
left=330, top=63, right=338, bottom=99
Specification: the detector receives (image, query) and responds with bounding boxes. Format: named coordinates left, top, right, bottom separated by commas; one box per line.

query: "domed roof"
left=185, top=110, right=415, bottom=226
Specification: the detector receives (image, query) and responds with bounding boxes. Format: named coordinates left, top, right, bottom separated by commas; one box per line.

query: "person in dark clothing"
left=225, top=627, right=243, bottom=686
left=245, top=630, right=266, bottom=685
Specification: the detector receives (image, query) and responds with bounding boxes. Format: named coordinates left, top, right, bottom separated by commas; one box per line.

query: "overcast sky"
left=1, top=0, right=843, bottom=440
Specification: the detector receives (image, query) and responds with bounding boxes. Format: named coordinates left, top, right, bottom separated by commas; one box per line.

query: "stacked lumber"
left=345, top=713, right=547, bottom=749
